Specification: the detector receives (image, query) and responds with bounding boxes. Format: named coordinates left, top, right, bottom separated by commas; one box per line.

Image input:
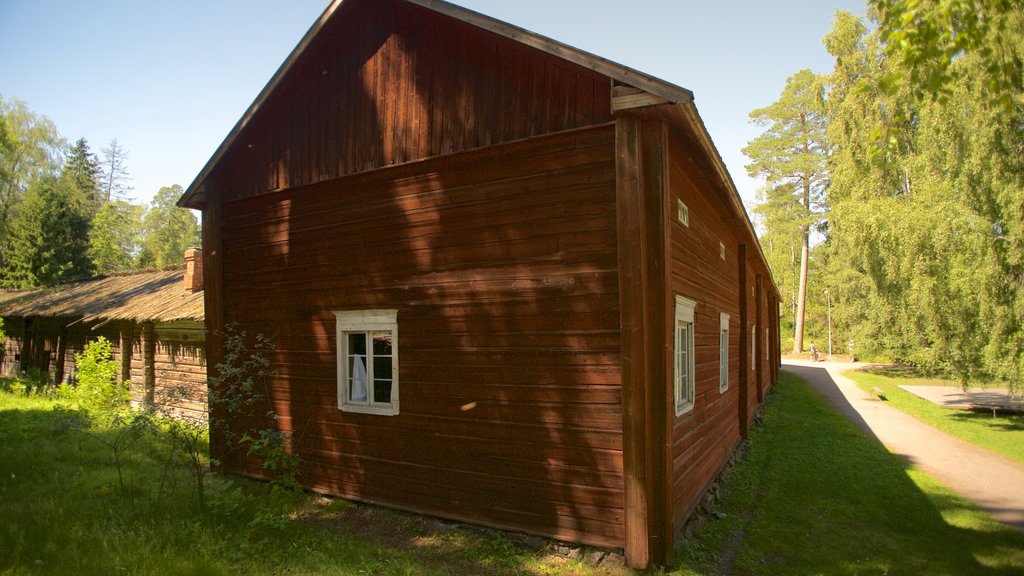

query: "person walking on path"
left=782, top=359, right=1024, bottom=533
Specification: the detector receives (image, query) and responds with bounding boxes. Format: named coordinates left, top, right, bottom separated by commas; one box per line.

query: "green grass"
left=0, top=385, right=618, bottom=576
left=6, top=374, right=1024, bottom=576
left=671, top=372, right=1024, bottom=576
left=844, top=367, right=1024, bottom=464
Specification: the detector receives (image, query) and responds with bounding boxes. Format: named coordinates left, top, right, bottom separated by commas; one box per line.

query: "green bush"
left=71, top=336, right=128, bottom=416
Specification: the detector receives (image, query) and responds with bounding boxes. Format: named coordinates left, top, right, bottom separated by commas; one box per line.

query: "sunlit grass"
left=845, top=367, right=1024, bottom=464
left=672, top=372, right=1024, bottom=576
left=0, top=384, right=625, bottom=576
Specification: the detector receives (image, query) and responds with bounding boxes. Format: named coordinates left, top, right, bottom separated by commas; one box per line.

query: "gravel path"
left=782, top=359, right=1024, bottom=532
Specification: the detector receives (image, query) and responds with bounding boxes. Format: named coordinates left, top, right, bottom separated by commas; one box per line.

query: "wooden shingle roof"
left=0, top=268, right=204, bottom=324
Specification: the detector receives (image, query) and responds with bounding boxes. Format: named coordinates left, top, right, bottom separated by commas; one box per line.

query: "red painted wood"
left=217, top=126, right=625, bottom=548
left=209, top=0, right=613, bottom=203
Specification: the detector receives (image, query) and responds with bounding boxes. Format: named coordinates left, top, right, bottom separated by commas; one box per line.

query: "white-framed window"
left=677, top=199, right=690, bottom=227
left=674, top=295, right=697, bottom=416
left=751, top=324, right=757, bottom=363
left=719, top=312, right=730, bottom=393
left=336, top=309, right=399, bottom=416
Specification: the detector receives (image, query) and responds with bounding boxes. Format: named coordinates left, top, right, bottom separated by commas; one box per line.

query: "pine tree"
left=3, top=174, right=94, bottom=287
left=64, top=138, right=102, bottom=214
left=743, top=70, right=830, bottom=353
left=98, top=139, right=132, bottom=202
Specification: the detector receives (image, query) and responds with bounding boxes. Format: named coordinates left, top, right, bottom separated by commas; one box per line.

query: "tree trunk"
left=792, top=228, right=809, bottom=353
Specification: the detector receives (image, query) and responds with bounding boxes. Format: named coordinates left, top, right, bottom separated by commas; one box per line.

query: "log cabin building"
left=0, top=252, right=207, bottom=421
left=178, top=0, right=781, bottom=568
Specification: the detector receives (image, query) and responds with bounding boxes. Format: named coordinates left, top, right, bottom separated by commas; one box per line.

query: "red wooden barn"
left=179, top=0, right=781, bottom=567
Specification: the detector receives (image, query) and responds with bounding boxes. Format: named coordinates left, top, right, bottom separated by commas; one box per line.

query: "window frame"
left=335, top=309, right=399, bottom=416
left=719, top=312, right=730, bottom=393
left=674, top=295, right=697, bottom=416
left=751, top=323, right=757, bottom=365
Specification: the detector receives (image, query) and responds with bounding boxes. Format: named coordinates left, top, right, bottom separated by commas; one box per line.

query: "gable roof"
left=0, top=268, right=204, bottom=324
left=176, top=0, right=774, bottom=295
left=177, top=0, right=695, bottom=209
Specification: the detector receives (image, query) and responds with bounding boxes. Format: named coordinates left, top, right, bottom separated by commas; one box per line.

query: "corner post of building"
left=54, top=326, right=67, bottom=385
left=755, top=274, right=764, bottom=403
left=141, top=321, right=156, bottom=407
left=773, top=296, right=781, bottom=380
left=615, top=104, right=673, bottom=569
left=738, top=244, right=749, bottom=438
left=119, top=321, right=134, bottom=389
left=201, top=181, right=227, bottom=461
left=20, top=318, right=33, bottom=373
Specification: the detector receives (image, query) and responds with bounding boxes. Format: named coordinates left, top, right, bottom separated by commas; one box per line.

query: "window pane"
left=372, top=331, right=392, bottom=356
left=374, top=379, right=392, bottom=403
left=680, top=325, right=689, bottom=386
left=349, top=332, right=367, bottom=356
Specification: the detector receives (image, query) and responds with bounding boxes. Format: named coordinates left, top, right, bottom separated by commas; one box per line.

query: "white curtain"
left=351, top=354, right=367, bottom=401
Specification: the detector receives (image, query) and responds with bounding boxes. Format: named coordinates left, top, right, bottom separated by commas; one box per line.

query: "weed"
left=241, top=428, right=300, bottom=489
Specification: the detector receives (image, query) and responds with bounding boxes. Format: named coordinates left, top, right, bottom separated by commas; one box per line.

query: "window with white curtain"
left=719, top=312, right=730, bottom=393
left=674, top=296, right=697, bottom=415
left=752, top=324, right=757, bottom=364
left=336, top=309, right=399, bottom=415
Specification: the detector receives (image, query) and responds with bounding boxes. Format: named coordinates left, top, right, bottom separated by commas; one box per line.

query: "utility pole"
left=825, top=288, right=832, bottom=359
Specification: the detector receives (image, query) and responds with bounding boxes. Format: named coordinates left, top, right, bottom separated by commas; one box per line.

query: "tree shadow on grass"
left=949, top=410, right=1024, bottom=433
left=858, top=364, right=925, bottom=379
left=715, top=369, right=1024, bottom=576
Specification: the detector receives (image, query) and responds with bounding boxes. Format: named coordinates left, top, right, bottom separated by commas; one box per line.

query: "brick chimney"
left=184, top=248, right=203, bottom=293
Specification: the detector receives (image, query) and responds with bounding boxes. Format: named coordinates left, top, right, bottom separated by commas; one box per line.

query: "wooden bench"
left=969, top=402, right=1024, bottom=417
left=871, top=387, right=887, bottom=401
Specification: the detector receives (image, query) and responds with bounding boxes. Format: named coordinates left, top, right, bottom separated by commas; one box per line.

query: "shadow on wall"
left=213, top=0, right=626, bottom=547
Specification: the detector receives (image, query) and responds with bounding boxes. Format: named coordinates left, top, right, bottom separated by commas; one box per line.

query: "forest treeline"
left=750, top=1, right=1022, bottom=387
left=0, top=95, right=200, bottom=289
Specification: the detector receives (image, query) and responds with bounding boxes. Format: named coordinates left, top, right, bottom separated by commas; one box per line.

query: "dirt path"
left=782, top=359, right=1024, bottom=532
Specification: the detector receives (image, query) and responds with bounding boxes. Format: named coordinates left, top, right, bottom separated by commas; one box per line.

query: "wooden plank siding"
left=665, top=127, right=743, bottom=533
left=208, top=0, right=612, bottom=204
left=184, top=0, right=784, bottom=565
left=216, top=125, right=626, bottom=547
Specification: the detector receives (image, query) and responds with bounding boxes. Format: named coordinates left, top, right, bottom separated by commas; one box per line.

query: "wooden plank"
left=738, top=244, right=748, bottom=438
left=616, top=115, right=650, bottom=569
left=119, top=321, right=133, bottom=387
left=640, top=119, right=672, bottom=564
left=611, top=86, right=671, bottom=112
left=141, top=321, right=156, bottom=408
left=202, top=183, right=227, bottom=458
left=216, top=125, right=626, bottom=549
left=755, top=274, right=764, bottom=403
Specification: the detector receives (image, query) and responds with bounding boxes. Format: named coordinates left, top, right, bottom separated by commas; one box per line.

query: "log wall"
left=129, top=323, right=207, bottom=422
left=0, top=316, right=206, bottom=421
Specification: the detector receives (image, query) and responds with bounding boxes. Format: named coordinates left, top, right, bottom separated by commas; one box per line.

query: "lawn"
left=671, top=372, right=1024, bottom=576
left=844, top=367, right=1024, bottom=464
left=0, top=386, right=620, bottom=576
left=4, top=374, right=1024, bottom=576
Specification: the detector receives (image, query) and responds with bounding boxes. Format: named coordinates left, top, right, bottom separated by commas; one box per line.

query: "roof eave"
left=178, top=0, right=348, bottom=209
left=677, top=102, right=780, bottom=297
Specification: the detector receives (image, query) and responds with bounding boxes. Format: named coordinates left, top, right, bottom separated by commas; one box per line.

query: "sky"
left=0, top=0, right=866, bottom=212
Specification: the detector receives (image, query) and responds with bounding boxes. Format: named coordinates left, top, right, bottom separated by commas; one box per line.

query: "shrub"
left=72, top=336, right=128, bottom=416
